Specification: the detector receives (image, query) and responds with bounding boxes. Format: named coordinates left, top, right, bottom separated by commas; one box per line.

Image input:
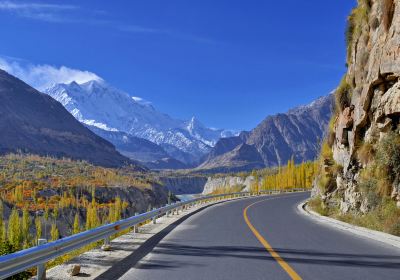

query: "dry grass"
left=308, top=197, right=339, bottom=217
left=338, top=198, right=400, bottom=236
left=335, top=77, right=352, bottom=112
left=346, top=0, right=371, bottom=63
left=357, top=142, right=375, bottom=165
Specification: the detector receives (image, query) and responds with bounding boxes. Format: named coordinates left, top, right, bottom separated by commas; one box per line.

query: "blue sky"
left=0, top=0, right=355, bottom=130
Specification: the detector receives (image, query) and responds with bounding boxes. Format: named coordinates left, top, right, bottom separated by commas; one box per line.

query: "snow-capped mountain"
left=44, top=80, right=234, bottom=164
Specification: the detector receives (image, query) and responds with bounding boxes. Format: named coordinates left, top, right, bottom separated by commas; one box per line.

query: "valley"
left=0, top=1, right=400, bottom=279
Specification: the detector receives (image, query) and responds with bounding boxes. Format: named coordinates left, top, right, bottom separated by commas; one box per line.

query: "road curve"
left=98, top=193, right=400, bottom=280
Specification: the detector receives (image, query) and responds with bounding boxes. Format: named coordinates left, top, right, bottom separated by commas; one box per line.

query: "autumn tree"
left=7, top=208, right=21, bottom=249
left=50, top=223, right=59, bottom=241
left=35, top=216, right=42, bottom=242
left=21, top=207, right=31, bottom=248
left=73, top=213, right=80, bottom=234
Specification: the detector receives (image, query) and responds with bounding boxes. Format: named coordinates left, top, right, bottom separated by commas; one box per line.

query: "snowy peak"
left=43, top=80, right=233, bottom=164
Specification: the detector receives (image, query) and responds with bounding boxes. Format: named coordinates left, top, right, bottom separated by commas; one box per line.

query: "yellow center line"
left=243, top=198, right=302, bottom=280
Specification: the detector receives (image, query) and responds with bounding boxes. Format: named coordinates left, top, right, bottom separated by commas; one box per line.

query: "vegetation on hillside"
left=310, top=0, right=400, bottom=237
left=212, top=159, right=318, bottom=194
left=0, top=153, right=160, bottom=257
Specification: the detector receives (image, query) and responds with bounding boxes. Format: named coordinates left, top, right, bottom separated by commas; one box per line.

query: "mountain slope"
left=198, top=94, right=334, bottom=172
left=44, top=81, right=235, bottom=164
left=0, top=70, right=134, bottom=168
left=87, top=126, right=170, bottom=163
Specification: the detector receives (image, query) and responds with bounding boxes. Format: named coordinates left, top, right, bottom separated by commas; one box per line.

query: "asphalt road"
left=99, top=192, right=400, bottom=280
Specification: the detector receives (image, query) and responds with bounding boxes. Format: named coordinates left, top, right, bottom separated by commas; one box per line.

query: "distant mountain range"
left=44, top=80, right=236, bottom=166
left=0, top=70, right=137, bottom=168
left=0, top=67, right=334, bottom=172
left=197, top=94, right=334, bottom=172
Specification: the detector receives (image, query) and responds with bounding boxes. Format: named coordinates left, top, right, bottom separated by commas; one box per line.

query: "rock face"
left=313, top=0, right=400, bottom=213
left=202, top=176, right=256, bottom=195
left=198, top=95, right=334, bottom=172
left=158, top=175, right=208, bottom=194
left=0, top=70, right=135, bottom=168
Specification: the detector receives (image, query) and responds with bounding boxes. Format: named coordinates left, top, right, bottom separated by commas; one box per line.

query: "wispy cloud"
left=118, top=25, right=218, bottom=44
left=0, top=57, right=102, bottom=90
left=0, top=1, right=76, bottom=10
left=0, top=1, right=217, bottom=44
left=0, top=1, right=77, bottom=22
left=118, top=24, right=161, bottom=34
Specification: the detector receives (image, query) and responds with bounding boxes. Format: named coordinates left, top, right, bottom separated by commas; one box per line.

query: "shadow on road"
left=94, top=201, right=227, bottom=280
left=134, top=244, right=400, bottom=270
left=94, top=196, right=400, bottom=280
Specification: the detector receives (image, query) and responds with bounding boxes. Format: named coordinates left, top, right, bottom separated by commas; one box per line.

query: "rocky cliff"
left=158, top=175, right=208, bottom=194
left=313, top=0, right=400, bottom=214
left=202, top=175, right=256, bottom=195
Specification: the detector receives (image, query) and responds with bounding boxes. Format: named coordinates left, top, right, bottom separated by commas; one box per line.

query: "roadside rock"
left=202, top=176, right=256, bottom=195
left=68, top=265, right=81, bottom=276
left=314, top=0, right=400, bottom=212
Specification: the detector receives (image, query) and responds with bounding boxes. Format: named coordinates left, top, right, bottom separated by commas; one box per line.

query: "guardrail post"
left=36, top=238, right=47, bottom=280
left=134, top=212, right=139, bottom=233
left=101, top=236, right=111, bottom=251
left=152, top=208, right=157, bottom=224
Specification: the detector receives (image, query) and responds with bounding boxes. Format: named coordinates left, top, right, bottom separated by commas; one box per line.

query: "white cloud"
left=0, top=1, right=76, bottom=10
left=0, top=57, right=102, bottom=91
left=0, top=1, right=77, bottom=22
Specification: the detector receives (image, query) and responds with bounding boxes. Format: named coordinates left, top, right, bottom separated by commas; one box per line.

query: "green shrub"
left=308, top=197, right=328, bottom=216
left=359, top=177, right=380, bottom=209
left=376, top=131, right=400, bottom=183
left=0, top=241, right=31, bottom=279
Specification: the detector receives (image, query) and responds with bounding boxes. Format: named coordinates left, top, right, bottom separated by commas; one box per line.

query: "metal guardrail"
left=0, top=188, right=308, bottom=279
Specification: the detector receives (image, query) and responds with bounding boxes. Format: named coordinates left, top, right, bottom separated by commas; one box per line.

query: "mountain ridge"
left=44, top=80, right=236, bottom=165
left=0, top=70, right=137, bottom=168
left=197, top=94, right=334, bottom=172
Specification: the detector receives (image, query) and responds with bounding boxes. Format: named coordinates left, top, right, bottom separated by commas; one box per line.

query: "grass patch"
left=337, top=198, right=400, bottom=236
left=346, top=0, right=371, bottom=63
left=357, top=142, right=375, bottom=166
left=308, top=197, right=339, bottom=217
left=335, top=76, right=352, bottom=112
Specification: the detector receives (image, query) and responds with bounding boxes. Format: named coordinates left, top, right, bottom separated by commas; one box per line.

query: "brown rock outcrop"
left=314, top=0, right=400, bottom=213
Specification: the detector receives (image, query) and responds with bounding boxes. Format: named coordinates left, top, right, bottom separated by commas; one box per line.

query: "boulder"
left=68, top=265, right=81, bottom=276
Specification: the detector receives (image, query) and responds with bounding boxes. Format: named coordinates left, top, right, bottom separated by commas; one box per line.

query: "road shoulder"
left=297, top=200, right=400, bottom=250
